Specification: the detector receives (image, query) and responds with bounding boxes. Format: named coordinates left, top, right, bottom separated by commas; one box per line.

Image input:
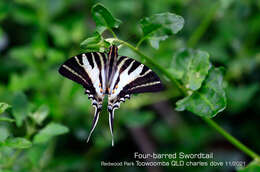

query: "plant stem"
left=108, top=28, right=118, bottom=39
left=136, top=37, right=146, bottom=49
left=202, top=117, right=260, bottom=160
left=187, top=2, right=220, bottom=47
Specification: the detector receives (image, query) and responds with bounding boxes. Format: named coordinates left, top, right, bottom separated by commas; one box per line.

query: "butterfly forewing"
left=59, top=52, right=106, bottom=101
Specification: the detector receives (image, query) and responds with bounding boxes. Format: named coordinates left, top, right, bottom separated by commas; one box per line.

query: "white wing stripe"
left=74, top=56, right=82, bottom=66
left=62, top=64, right=87, bottom=84
left=129, top=81, right=161, bottom=90
left=82, top=53, right=103, bottom=97
left=97, top=52, right=106, bottom=91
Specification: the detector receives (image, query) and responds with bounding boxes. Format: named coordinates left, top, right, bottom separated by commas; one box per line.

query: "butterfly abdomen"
left=106, top=45, right=119, bottom=91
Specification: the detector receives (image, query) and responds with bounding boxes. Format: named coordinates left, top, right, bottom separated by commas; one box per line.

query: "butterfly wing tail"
left=87, top=107, right=102, bottom=143
left=108, top=109, right=115, bottom=146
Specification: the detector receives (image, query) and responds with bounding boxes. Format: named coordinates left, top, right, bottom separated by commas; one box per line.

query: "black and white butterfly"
left=58, top=45, right=164, bottom=146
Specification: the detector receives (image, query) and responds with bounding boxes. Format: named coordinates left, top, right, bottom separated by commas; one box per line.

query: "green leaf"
left=176, top=67, right=227, bottom=118
left=8, top=46, right=35, bottom=68
left=0, top=127, right=9, bottom=142
left=238, top=160, right=260, bottom=172
left=0, top=117, right=15, bottom=123
left=11, top=92, right=29, bottom=127
left=0, top=1, right=10, bottom=21
left=139, top=12, right=184, bottom=49
left=27, top=144, right=47, bottom=166
left=33, top=122, right=69, bottom=144
left=80, top=32, right=110, bottom=52
left=49, top=24, right=70, bottom=47
left=30, top=105, right=49, bottom=125
left=170, top=49, right=211, bottom=91
left=31, top=32, right=47, bottom=59
left=11, top=5, right=37, bottom=24
left=0, top=102, right=10, bottom=114
left=91, top=3, right=121, bottom=33
left=46, top=48, right=65, bottom=64
left=3, top=137, right=32, bottom=149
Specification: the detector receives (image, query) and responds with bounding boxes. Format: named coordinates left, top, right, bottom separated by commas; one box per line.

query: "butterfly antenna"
left=87, top=107, right=101, bottom=143
left=108, top=109, right=115, bottom=146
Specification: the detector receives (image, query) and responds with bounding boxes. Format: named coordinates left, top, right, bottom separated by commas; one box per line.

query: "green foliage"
left=29, top=105, right=49, bottom=125
left=0, top=103, right=10, bottom=114
left=139, top=12, right=184, bottom=49
left=11, top=92, right=29, bottom=127
left=80, top=32, right=110, bottom=52
left=238, top=160, right=260, bottom=172
left=2, top=138, right=32, bottom=149
left=33, top=123, right=69, bottom=144
left=91, top=3, right=121, bottom=33
left=170, top=49, right=211, bottom=91
left=227, top=84, right=259, bottom=113
left=0, top=97, right=68, bottom=170
left=0, top=117, right=15, bottom=123
left=0, top=1, right=259, bottom=172
left=176, top=68, right=227, bottom=118
left=0, top=127, right=9, bottom=142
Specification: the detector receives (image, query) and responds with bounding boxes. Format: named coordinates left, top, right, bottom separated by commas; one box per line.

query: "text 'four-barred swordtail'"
left=58, top=45, right=164, bottom=146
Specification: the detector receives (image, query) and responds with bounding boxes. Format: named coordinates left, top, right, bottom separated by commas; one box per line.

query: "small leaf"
left=49, top=24, right=70, bottom=47
left=46, top=48, right=65, bottom=64
left=33, top=122, right=69, bottom=144
left=80, top=32, right=110, bottom=52
left=238, top=160, right=260, bottom=172
left=139, top=12, right=184, bottom=49
left=12, top=5, right=37, bottom=24
left=27, top=144, right=47, bottom=165
left=3, top=137, right=32, bottom=149
left=0, top=102, right=10, bottom=114
left=30, top=105, right=49, bottom=125
left=0, top=127, right=9, bottom=142
left=11, top=92, right=29, bottom=127
left=8, top=46, right=35, bottom=67
left=91, top=3, right=121, bottom=33
left=0, top=117, right=15, bottom=123
left=170, top=49, right=211, bottom=91
left=176, top=67, right=227, bottom=118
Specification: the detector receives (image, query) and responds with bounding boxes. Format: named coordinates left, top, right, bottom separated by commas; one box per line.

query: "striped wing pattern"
left=58, top=52, right=107, bottom=143
left=58, top=45, right=164, bottom=146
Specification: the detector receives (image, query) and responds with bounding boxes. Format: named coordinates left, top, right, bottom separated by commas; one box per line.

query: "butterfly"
left=58, top=45, right=164, bottom=146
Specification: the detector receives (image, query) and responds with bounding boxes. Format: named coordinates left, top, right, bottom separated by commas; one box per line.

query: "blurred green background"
left=0, top=0, right=260, bottom=172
